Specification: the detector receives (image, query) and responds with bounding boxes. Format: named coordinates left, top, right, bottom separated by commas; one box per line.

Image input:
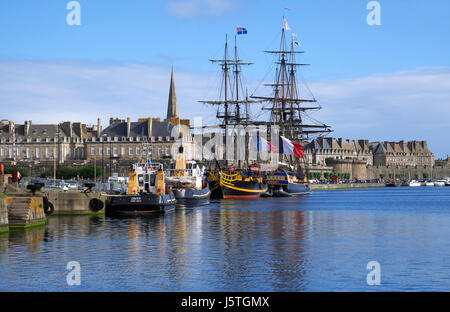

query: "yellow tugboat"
left=105, top=162, right=176, bottom=215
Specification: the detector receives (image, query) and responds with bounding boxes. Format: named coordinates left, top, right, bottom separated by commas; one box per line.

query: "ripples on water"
left=1, top=187, right=450, bottom=291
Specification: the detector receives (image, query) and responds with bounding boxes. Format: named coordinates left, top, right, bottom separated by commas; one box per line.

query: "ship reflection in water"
left=1, top=187, right=450, bottom=291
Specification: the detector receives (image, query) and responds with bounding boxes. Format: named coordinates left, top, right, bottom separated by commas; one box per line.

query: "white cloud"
left=167, top=0, right=234, bottom=18
left=0, top=60, right=217, bottom=126
left=307, top=68, right=450, bottom=158
left=0, top=60, right=449, bottom=157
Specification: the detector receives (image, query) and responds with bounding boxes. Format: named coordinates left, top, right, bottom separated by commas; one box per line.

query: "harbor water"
left=1, top=187, right=450, bottom=291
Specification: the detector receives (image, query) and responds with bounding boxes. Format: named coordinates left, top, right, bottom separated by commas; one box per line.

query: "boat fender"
left=43, top=196, right=54, bottom=215
left=89, top=198, right=104, bottom=212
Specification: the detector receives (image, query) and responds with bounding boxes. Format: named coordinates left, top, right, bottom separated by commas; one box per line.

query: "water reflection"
left=1, top=188, right=449, bottom=291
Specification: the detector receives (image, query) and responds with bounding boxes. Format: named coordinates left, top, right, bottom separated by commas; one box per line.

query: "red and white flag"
left=283, top=18, right=290, bottom=30
left=280, top=136, right=304, bottom=158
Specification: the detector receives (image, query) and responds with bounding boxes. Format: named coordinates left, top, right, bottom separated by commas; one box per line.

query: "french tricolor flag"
left=256, top=136, right=277, bottom=152
left=279, top=136, right=304, bottom=158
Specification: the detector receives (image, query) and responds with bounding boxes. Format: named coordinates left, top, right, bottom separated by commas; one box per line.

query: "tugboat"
left=105, top=162, right=176, bottom=215
left=165, top=148, right=211, bottom=207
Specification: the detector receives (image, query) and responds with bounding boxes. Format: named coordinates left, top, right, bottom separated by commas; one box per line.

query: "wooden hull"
left=220, top=179, right=268, bottom=199
left=267, top=169, right=309, bottom=195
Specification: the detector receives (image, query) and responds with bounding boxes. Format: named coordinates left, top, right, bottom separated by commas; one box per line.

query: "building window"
left=99, top=147, right=103, bottom=155
left=26, top=148, right=30, bottom=159
left=107, top=147, right=111, bottom=156
left=113, top=147, right=118, bottom=157
left=91, top=147, right=96, bottom=156
left=158, top=147, right=162, bottom=155
left=121, top=146, right=125, bottom=155
left=166, top=147, right=170, bottom=155
left=17, top=147, right=21, bottom=157
left=0, top=148, right=4, bottom=157
left=36, top=147, right=40, bottom=158
left=129, top=147, right=133, bottom=155
left=150, top=146, right=154, bottom=154
left=136, top=147, right=141, bottom=155
left=143, top=146, right=147, bottom=155
left=45, top=148, right=50, bottom=158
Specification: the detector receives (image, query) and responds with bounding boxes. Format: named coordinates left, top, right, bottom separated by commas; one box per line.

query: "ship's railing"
left=165, top=168, right=201, bottom=177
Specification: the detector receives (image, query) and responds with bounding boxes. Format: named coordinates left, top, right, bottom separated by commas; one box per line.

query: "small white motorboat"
left=409, top=180, right=421, bottom=187
left=434, top=180, right=446, bottom=187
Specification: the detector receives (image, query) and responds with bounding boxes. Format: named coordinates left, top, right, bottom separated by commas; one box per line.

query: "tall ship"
left=251, top=17, right=332, bottom=195
left=200, top=36, right=268, bottom=199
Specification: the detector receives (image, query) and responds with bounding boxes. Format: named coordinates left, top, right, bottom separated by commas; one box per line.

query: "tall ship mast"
left=200, top=35, right=268, bottom=199
left=199, top=35, right=259, bottom=128
left=251, top=17, right=332, bottom=142
left=251, top=17, right=333, bottom=196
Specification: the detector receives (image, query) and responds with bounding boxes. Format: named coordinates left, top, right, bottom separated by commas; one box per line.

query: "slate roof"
left=101, top=120, right=174, bottom=139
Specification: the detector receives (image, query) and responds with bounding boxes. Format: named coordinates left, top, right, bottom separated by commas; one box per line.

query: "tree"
left=4, top=166, right=28, bottom=178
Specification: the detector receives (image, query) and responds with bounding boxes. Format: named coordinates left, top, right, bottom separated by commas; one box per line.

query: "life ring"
left=89, top=198, right=104, bottom=212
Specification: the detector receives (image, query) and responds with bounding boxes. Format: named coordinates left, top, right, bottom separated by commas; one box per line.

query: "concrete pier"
left=6, top=196, right=46, bottom=229
left=45, top=191, right=106, bottom=215
left=309, top=183, right=385, bottom=191
left=0, top=197, right=8, bottom=233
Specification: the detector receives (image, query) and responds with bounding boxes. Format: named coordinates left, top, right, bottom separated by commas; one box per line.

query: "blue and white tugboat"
left=165, top=154, right=210, bottom=207
left=105, top=162, right=176, bottom=215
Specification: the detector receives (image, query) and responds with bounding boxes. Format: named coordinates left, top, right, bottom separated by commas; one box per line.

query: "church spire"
left=167, top=67, right=179, bottom=119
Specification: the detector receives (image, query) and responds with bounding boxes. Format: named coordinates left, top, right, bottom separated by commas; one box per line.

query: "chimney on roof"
left=126, top=117, right=131, bottom=138
left=110, top=117, right=114, bottom=126
left=8, top=121, right=14, bottom=134
left=338, top=138, right=342, bottom=146
left=167, top=67, right=179, bottom=120
left=147, top=117, right=153, bottom=138
left=97, top=118, right=102, bottom=137
left=24, top=120, right=30, bottom=136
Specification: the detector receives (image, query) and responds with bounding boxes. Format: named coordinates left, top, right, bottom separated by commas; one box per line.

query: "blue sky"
left=0, top=0, right=449, bottom=157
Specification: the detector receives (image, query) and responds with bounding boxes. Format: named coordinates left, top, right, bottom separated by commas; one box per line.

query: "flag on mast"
left=283, top=18, right=290, bottom=30
left=236, top=27, right=247, bottom=35
left=279, top=136, right=304, bottom=158
left=292, top=33, right=300, bottom=47
left=256, top=136, right=278, bottom=152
